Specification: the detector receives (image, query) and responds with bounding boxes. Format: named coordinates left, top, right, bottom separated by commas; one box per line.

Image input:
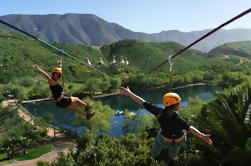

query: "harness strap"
left=172, top=139, right=175, bottom=146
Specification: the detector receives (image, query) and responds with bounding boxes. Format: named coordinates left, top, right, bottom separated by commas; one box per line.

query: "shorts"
left=56, top=97, right=72, bottom=108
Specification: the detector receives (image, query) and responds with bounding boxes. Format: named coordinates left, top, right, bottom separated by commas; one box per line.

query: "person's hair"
left=164, top=103, right=179, bottom=111
left=51, top=72, right=61, bottom=80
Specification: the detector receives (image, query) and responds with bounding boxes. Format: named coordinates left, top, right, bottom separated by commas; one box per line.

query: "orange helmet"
left=52, top=67, right=62, bottom=74
left=163, top=93, right=181, bottom=107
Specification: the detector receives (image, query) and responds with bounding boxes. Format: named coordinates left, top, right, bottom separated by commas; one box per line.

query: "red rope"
left=148, top=8, right=251, bottom=74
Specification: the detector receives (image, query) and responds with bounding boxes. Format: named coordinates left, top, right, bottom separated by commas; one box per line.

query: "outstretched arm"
left=189, top=126, right=213, bottom=145
left=117, top=86, right=145, bottom=105
left=32, top=65, right=52, bottom=83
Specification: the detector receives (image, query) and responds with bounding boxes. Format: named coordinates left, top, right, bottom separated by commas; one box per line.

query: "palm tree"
left=195, top=82, right=251, bottom=165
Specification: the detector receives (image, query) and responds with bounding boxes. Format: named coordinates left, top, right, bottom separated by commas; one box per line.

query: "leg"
left=168, top=145, right=180, bottom=158
left=69, top=97, right=95, bottom=120
left=152, top=132, right=164, bottom=158
left=168, top=136, right=186, bottom=158
left=67, top=103, right=87, bottom=116
left=70, top=97, right=88, bottom=108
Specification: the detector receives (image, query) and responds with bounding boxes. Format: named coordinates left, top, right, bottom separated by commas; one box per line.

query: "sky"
left=1, top=0, right=250, bottom=33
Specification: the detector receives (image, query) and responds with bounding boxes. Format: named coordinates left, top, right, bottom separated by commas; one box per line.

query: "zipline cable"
left=148, top=8, right=251, bottom=74
left=0, top=20, right=107, bottom=76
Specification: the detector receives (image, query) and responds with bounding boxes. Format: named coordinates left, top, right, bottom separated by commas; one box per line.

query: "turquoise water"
left=23, top=85, right=222, bottom=138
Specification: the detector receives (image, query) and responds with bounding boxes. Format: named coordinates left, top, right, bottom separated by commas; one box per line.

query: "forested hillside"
left=0, top=27, right=251, bottom=102
left=208, top=41, right=251, bottom=59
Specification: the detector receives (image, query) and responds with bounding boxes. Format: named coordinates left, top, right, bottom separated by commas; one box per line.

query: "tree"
left=195, top=82, right=251, bottom=165
left=2, top=137, right=20, bottom=159
left=50, top=131, right=158, bottom=166
left=109, top=77, right=121, bottom=93
left=70, top=99, right=114, bottom=133
left=43, top=113, right=54, bottom=124
left=18, top=136, right=32, bottom=154
left=85, top=79, right=100, bottom=95
left=0, top=92, right=5, bottom=103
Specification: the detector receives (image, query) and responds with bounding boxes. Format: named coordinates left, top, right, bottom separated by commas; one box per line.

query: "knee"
left=169, top=146, right=180, bottom=158
left=151, top=141, right=162, bottom=158
left=71, top=97, right=80, bottom=102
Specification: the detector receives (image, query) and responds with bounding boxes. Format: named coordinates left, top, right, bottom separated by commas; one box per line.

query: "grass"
left=0, top=143, right=53, bottom=165
left=0, top=153, right=6, bottom=161
left=16, top=144, right=53, bottom=161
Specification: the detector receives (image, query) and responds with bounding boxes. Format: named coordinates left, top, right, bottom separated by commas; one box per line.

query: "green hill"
left=101, top=39, right=207, bottom=73
left=0, top=27, right=250, bottom=100
left=101, top=39, right=251, bottom=74
left=0, top=28, right=106, bottom=83
left=208, top=41, right=251, bottom=59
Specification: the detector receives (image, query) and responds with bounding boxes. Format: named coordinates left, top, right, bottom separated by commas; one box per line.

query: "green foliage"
left=42, top=113, right=54, bottom=124
left=220, top=72, right=247, bottom=87
left=122, top=109, right=142, bottom=134
left=20, top=76, right=35, bottom=87
left=192, top=82, right=251, bottom=164
left=109, top=77, right=121, bottom=92
left=1, top=28, right=250, bottom=100
left=70, top=98, right=114, bottom=133
left=140, top=114, right=156, bottom=129
left=15, top=144, right=53, bottom=161
left=50, top=131, right=158, bottom=166
left=179, top=96, right=206, bottom=124
left=209, top=41, right=251, bottom=59
left=0, top=92, right=5, bottom=103
left=0, top=105, right=50, bottom=160
left=0, top=83, right=27, bottom=100
left=27, top=82, right=50, bottom=99
left=37, top=160, right=50, bottom=166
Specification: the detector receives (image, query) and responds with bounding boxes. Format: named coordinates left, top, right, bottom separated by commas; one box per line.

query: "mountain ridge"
left=0, top=13, right=251, bottom=52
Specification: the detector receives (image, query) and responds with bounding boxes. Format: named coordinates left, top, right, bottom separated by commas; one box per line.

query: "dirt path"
left=1, top=100, right=76, bottom=166
left=89, top=45, right=102, bottom=52
left=219, top=54, right=230, bottom=59
left=3, top=150, right=66, bottom=166
left=236, top=59, right=244, bottom=66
